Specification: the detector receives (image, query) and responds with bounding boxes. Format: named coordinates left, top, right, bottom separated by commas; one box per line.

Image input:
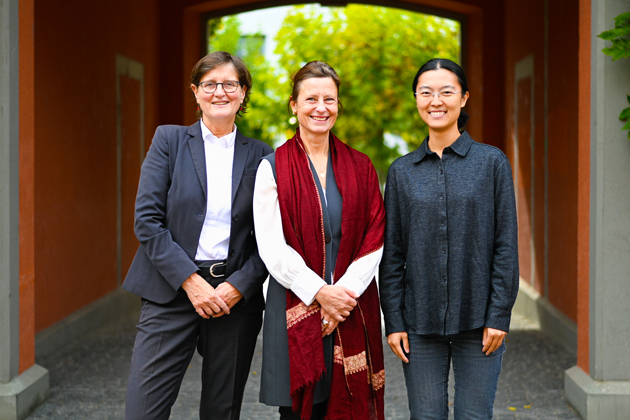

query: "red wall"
left=33, top=0, right=160, bottom=332
left=504, top=0, right=546, bottom=295
left=504, top=0, right=580, bottom=323
left=547, top=0, right=579, bottom=323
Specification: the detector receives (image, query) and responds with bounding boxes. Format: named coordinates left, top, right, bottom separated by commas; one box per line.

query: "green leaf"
left=613, top=12, right=630, bottom=27
left=602, top=39, right=630, bottom=60
left=620, top=106, right=630, bottom=121
left=598, top=26, right=630, bottom=40
left=627, top=94, right=630, bottom=105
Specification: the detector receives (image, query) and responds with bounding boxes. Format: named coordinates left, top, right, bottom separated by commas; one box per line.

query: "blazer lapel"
left=187, top=122, right=207, bottom=198
left=231, top=130, right=249, bottom=203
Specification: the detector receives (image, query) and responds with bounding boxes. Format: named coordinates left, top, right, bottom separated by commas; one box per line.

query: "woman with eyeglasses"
left=379, top=58, right=519, bottom=419
left=123, top=51, right=272, bottom=420
left=253, top=61, right=386, bottom=420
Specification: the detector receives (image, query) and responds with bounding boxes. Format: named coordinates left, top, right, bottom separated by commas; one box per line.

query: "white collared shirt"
left=194, top=120, right=237, bottom=261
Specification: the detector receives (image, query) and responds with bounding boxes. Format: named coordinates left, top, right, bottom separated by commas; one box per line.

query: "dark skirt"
left=259, top=276, right=333, bottom=406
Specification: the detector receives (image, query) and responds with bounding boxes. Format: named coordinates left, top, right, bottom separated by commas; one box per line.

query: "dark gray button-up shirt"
left=379, top=132, right=519, bottom=336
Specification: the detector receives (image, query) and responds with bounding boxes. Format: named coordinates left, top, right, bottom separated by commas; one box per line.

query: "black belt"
left=197, top=260, right=227, bottom=278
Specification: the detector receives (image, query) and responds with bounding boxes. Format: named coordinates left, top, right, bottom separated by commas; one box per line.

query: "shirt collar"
left=412, top=131, right=473, bottom=163
left=200, top=119, right=237, bottom=148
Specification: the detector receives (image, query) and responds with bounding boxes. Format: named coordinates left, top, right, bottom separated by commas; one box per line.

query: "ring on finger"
left=322, top=319, right=330, bottom=326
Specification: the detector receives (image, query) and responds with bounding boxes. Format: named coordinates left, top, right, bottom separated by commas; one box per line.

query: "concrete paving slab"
left=26, top=311, right=581, bottom=419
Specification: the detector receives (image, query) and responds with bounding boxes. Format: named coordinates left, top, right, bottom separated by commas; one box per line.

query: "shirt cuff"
left=335, top=272, right=363, bottom=296
left=383, top=310, right=406, bottom=336
left=290, top=265, right=327, bottom=305
left=485, top=307, right=512, bottom=333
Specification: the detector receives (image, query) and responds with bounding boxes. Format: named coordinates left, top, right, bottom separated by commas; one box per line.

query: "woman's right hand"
left=315, top=285, right=357, bottom=322
left=387, top=332, right=410, bottom=363
left=181, top=273, right=230, bottom=319
left=320, top=307, right=339, bottom=337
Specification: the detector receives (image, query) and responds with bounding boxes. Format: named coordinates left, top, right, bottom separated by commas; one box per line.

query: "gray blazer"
left=123, top=121, right=273, bottom=312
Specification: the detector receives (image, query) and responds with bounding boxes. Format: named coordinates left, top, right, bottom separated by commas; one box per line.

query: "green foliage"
left=598, top=12, right=630, bottom=139
left=598, top=12, right=630, bottom=61
left=207, top=5, right=461, bottom=173
left=623, top=95, right=630, bottom=138
left=207, top=16, right=284, bottom=146
left=273, top=5, right=460, bottom=178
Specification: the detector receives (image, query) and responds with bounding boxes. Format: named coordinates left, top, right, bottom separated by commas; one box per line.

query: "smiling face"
left=415, top=68, right=469, bottom=138
left=190, top=63, right=245, bottom=129
left=290, top=77, right=339, bottom=140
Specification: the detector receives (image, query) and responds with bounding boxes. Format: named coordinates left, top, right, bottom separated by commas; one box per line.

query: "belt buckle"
left=209, top=262, right=226, bottom=278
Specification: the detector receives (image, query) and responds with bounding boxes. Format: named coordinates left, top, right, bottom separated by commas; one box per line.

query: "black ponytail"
left=458, top=110, right=469, bottom=132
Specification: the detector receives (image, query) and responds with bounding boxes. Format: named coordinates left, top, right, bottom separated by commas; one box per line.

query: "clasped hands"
left=181, top=273, right=243, bottom=319
left=316, top=285, right=358, bottom=337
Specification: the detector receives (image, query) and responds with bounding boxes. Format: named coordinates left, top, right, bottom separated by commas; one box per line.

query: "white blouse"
left=253, top=159, right=383, bottom=306
left=194, top=121, right=236, bottom=261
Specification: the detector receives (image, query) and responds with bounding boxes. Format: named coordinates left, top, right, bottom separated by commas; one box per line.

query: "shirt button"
left=229, top=250, right=235, bottom=257
left=442, top=250, right=446, bottom=254
left=325, top=234, right=331, bottom=244
left=440, top=196, right=444, bottom=200
left=441, top=222, right=445, bottom=227
left=442, top=276, right=447, bottom=282
left=233, top=215, right=239, bottom=222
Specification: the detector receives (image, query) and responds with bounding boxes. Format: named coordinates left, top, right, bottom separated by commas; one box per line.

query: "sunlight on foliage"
left=207, top=5, right=461, bottom=177
left=208, top=16, right=287, bottom=146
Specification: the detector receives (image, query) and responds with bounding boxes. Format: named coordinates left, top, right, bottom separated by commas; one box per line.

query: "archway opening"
left=202, top=4, right=461, bottom=179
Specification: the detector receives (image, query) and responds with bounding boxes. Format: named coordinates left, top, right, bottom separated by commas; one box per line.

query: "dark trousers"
left=403, top=328, right=504, bottom=420
left=124, top=289, right=262, bottom=420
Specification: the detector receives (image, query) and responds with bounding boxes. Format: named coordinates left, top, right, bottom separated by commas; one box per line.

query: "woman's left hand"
left=212, top=282, right=243, bottom=318
left=482, top=327, right=507, bottom=355
left=320, top=308, right=340, bottom=337
left=315, top=285, right=357, bottom=322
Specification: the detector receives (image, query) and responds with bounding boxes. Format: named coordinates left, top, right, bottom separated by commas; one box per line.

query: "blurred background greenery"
left=208, top=4, right=460, bottom=180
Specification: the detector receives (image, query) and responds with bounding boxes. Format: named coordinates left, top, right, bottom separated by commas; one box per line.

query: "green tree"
left=206, top=6, right=460, bottom=176
left=208, top=16, right=284, bottom=146
left=273, top=5, right=460, bottom=178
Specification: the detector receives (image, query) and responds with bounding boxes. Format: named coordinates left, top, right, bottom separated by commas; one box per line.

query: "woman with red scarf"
left=253, top=61, right=386, bottom=420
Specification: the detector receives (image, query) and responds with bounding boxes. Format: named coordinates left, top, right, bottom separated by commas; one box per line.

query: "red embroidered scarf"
left=275, top=129, right=385, bottom=420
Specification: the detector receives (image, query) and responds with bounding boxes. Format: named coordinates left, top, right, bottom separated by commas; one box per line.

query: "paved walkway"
left=26, top=309, right=581, bottom=419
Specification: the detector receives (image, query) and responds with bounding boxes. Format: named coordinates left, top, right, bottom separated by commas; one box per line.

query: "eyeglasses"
left=415, top=90, right=462, bottom=99
left=197, top=80, right=241, bottom=94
